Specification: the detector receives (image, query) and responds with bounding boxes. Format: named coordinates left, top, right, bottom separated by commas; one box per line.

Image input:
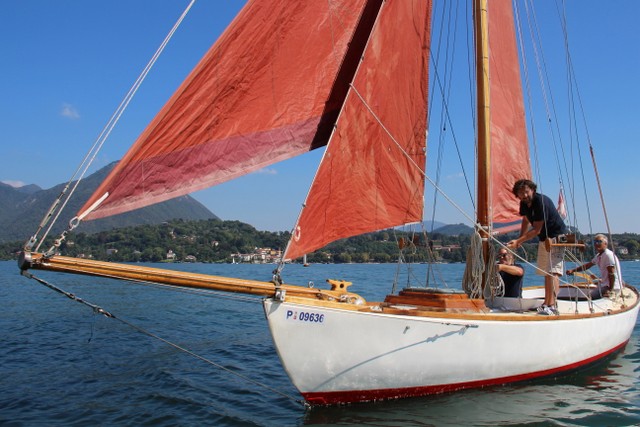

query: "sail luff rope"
left=21, top=270, right=306, bottom=407
left=33, top=0, right=197, bottom=253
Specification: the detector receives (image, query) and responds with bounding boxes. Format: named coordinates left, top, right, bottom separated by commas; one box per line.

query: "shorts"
left=536, top=240, right=563, bottom=276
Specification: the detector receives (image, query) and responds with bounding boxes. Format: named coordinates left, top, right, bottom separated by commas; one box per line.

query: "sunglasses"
left=594, top=239, right=604, bottom=244
left=498, top=253, right=508, bottom=258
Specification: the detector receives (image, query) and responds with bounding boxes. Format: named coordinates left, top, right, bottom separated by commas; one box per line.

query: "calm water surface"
left=1, top=260, right=639, bottom=426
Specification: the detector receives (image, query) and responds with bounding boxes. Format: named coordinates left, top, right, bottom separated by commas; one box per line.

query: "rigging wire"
left=555, top=0, right=592, bottom=237
left=21, top=270, right=306, bottom=407
left=30, top=0, right=197, bottom=254
left=430, top=0, right=462, bottom=228
left=513, top=0, right=568, bottom=249
left=555, top=0, right=610, bottom=244
left=520, top=0, right=603, bottom=247
left=425, top=1, right=478, bottom=288
left=424, top=0, right=606, bottom=289
left=426, top=0, right=465, bottom=287
left=519, top=1, right=568, bottom=202
left=589, top=146, right=615, bottom=251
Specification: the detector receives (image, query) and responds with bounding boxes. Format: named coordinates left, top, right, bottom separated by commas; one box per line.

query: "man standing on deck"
left=507, top=179, right=566, bottom=315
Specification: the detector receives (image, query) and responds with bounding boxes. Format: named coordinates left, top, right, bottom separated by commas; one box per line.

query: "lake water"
left=1, top=260, right=639, bottom=426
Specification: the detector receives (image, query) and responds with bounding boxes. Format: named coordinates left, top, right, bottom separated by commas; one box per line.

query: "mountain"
left=0, top=163, right=218, bottom=243
left=432, top=223, right=474, bottom=235
left=421, top=220, right=447, bottom=231
left=13, top=184, right=42, bottom=195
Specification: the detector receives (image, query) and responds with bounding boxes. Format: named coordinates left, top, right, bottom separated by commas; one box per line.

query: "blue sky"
left=1, top=1, right=639, bottom=233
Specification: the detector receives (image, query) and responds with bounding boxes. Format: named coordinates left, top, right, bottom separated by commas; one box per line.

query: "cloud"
left=1, top=180, right=27, bottom=188
left=446, top=172, right=464, bottom=180
left=253, top=167, right=277, bottom=175
left=60, top=103, right=80, bottom=119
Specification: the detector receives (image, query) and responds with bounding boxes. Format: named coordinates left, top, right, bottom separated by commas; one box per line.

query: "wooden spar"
left=474, top=0, right=491, bottom=290
left=474, top=0, right=490, bottom=237
left=18, top=252, right=365, bottom=302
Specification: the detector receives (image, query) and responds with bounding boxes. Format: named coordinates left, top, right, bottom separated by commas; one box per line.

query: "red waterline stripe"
left=302, top=340, right=629, bottom=405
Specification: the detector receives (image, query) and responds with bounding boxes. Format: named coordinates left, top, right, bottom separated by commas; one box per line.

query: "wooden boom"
left=18, top=252, right=365, bottom=303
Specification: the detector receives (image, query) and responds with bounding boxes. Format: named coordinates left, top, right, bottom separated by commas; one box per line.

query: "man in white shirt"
left=566, top=234, right=623, bottom=292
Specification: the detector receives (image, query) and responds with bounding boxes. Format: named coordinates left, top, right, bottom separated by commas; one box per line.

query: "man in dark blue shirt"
left=507, top=179, right=566, bottom=315
left=497, top=248, right=524, bottom=297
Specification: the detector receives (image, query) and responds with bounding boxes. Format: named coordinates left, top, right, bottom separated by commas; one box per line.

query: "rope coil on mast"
left=462, top=230, right=484, bottom=299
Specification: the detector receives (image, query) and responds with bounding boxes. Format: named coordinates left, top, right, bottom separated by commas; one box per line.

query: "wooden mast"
left=474, top=0, right=491, bottom=279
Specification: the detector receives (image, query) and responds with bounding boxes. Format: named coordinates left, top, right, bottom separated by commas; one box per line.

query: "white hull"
left=263, top=288, right=639, bottom=405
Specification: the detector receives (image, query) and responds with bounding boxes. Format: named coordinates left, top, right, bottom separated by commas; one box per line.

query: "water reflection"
left=304, top=336, right=640, bottom=426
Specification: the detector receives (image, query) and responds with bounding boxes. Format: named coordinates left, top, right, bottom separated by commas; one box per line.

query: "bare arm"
left=606, top=264, right=617, bottom=285
left=566, top=261, right=595, bottom=275
left=507, top=219, right=543, bottom=249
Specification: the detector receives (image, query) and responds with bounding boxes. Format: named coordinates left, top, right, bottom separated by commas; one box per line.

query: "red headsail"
left=79, top=0, right=377, bottom=220
left=285, top=0, right=431, bottom=260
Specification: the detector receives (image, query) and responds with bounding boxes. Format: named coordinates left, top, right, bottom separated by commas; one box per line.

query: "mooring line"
left=22, top=271, right=307, bottom=407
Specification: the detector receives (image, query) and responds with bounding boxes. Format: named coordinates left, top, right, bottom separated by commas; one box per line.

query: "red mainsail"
left=285, top=0, right=431, bottom=260
left=488, top=0, right=531, bottom=224
left=79, top=0, right=380, bottom=220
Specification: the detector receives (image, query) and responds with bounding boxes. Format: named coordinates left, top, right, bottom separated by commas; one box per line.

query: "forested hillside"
left=2, top=218, right=639, bottom=264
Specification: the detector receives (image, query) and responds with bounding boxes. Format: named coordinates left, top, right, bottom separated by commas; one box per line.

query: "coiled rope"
left=462, top=231, right=484, bottom=299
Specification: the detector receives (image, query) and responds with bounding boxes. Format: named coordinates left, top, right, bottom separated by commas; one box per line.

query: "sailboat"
left=18, top=0, right=639, bottom=405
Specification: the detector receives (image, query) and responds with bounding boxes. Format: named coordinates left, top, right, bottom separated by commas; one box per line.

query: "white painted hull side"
left=262, top=298, right=639, bottom=405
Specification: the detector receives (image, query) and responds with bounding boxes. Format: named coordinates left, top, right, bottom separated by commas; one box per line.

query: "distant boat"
left=19, top=0, right=638, bottom=405
left=303, top=254, right=310, bottom=267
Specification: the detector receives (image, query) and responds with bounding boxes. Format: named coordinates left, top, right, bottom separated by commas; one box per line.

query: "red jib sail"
left=79, top=0, right=379, bottom=220
left=285, top=0, right=431, bottom=260
left=488, top=0, right=531, bottom=224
